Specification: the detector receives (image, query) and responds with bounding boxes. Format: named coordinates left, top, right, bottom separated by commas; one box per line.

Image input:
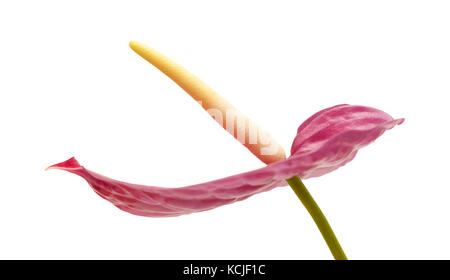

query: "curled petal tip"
left=396, top=118, right=405, bottom=125
left=383, top=117, right=404, bottom=129
left=46, top=157, right=81, bottom=171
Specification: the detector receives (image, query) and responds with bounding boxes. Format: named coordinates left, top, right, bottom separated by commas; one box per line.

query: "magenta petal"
left=290, top=104, right=404, bottom=179
left=49, top=105, right=403, bottom=217
left=48, top=157, right=289, bottom=217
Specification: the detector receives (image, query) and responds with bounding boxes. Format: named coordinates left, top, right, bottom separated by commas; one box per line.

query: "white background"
left=1, top=1, right=449, bottom=260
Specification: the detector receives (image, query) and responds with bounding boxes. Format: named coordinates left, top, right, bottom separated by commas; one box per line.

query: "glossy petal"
left=48, top=105, right=403, bottom=217
left=290, top=104, right=404, bottom=178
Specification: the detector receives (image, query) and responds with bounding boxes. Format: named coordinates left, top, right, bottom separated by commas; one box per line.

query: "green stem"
left=286, top=176, right=347, bottom=260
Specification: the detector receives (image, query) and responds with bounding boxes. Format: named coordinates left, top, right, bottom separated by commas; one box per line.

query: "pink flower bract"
left=48, top=104, right=403, bottom=217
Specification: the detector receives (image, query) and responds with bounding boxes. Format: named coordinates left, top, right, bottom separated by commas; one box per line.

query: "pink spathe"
left=48, top=105, right=403, bottom=217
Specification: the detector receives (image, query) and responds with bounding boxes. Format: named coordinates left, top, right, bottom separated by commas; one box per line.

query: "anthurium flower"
left=48, top=42, right=403, bottom=260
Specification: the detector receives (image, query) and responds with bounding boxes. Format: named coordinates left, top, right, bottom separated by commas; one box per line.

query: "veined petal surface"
left=48, top=105, right=403, bottom=217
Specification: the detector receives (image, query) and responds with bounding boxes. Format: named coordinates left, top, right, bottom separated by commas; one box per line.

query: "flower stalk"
left=286, top=176, right=347, bottom=260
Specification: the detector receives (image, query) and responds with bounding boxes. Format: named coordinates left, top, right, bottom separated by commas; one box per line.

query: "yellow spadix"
left=129, top=41, right=286, bottom=164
